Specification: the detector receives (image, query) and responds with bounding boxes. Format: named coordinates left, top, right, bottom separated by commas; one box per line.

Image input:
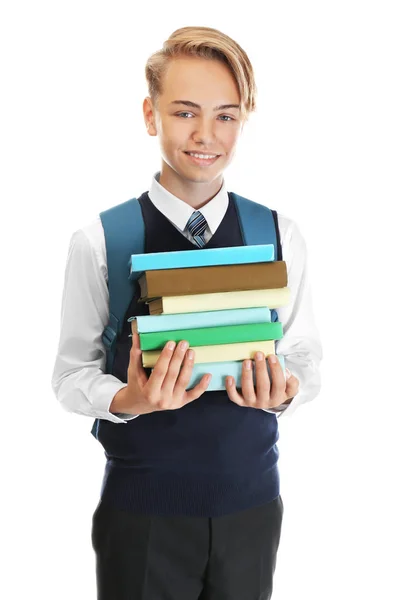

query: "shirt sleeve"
left=262, top=217, right=323, bottom=418
left=51, top=227, right=139, bottom=424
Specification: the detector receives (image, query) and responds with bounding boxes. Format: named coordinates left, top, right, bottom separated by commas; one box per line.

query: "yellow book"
left=142, top=340, right=275, bottom=368
left=147, top=287, right=290, bottom=315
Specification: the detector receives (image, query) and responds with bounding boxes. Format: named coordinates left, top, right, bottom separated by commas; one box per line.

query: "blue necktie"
left=186, top=211, right=208, bottom=248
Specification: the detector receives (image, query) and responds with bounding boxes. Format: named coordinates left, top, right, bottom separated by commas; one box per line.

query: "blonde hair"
left=145, top=26, right=257, bottom=121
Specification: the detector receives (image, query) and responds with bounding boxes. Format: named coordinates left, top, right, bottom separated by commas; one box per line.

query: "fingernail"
left=245, top=360, right=251, bottom=370
left=180, top=340, right=188, bottom=351
left=187, top=349, right=194, bottom=360
left=226, top=376, right=233, bottom=386
left=255, top=352, right=264, bottom=361
left=269, top=354, right=277, bottom=364
left=167, top=341, right=176, bottom=350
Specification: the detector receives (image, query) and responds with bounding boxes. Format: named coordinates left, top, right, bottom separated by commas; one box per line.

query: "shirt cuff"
left=262, top=398, right=293, bottom=415
left=110, top=412, right=140, bottom=422
left=95, top=381, right=140, bottom=423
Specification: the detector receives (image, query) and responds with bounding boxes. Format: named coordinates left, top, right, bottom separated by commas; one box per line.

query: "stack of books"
left=127, top=244, right=290, bottom=391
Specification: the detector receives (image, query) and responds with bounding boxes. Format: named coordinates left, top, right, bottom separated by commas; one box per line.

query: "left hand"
left=225, top=352, right=300, bottom=409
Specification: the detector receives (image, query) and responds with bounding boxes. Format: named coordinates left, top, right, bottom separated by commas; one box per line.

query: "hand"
left=225, top=352, right=299, bottom=410
left=117, top=333, right=211, bottom=415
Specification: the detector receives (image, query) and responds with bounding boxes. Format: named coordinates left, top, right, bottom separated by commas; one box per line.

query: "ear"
left=143, top=97, right=157, bottom=136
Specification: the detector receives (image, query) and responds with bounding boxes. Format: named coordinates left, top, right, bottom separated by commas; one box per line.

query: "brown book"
left=138, top=261, right=287, bottom=301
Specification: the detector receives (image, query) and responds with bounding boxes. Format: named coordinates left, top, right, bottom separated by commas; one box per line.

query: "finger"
left=162, top=340, right=190, bottom=395
left=182, top=350, right=212, bottom=402
left=148, top=340, right=176, bottom=389
left=224, top=376, right=245, bottom=407
left=285, top=371, right=300, bottom=398
left=254, top=351, right=271, bottom=403
left=267, top=354, right=286, bottom=404
left=240, top=359, right=257, bottom=406
left=173, top=347, right=196, bottom=396
left=184, top=372, right=212, bottom=403
left=129, top=332, right=148, bottom=388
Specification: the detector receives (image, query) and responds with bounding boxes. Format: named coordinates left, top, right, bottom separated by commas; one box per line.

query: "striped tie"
left=186, top=211, right=208, bottom=248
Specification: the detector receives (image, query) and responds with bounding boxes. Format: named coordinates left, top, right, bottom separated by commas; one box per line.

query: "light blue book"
left=128, top=306, right=272, bottom=333
left=130, top=244, right=275, bottom=275
left=150, top=356, right=286, bottom=392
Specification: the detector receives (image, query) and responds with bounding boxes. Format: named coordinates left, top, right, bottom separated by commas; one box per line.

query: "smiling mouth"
left=184, top=151, right=221, bottom=165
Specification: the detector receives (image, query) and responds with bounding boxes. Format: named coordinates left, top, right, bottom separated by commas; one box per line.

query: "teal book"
left=150, top=356, right=287, bottom=392
left=128, top=306, right=272, bottom=333
left=138, top=321, right=283, bottom=351
left=130, top=244, right=275, bottom=275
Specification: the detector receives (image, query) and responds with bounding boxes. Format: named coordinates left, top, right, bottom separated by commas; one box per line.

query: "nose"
left=192, top=117, right=216, bottom=146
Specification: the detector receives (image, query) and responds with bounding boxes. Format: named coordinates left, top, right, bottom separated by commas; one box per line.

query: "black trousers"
left=91, top=495, right=284, bottom=600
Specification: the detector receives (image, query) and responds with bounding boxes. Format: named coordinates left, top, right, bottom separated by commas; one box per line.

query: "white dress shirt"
left=51, top=172, right=322, bottom=423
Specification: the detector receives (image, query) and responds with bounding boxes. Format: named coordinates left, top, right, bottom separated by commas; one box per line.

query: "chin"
left=182, top=162, right=225, bottom=182
left=184, top=171, right=220, bottom=184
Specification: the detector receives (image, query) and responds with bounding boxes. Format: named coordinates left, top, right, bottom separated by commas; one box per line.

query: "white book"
left=142, top=340, right=276, bottom=368
left=147, top=287, right=290, bottom=315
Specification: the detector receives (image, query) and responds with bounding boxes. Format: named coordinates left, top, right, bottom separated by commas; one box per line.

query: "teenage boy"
left=52, top=26, right=322, bottom=600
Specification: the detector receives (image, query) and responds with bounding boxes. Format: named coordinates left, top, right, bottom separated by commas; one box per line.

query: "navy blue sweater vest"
left=96, top=191, right=281, bottom=517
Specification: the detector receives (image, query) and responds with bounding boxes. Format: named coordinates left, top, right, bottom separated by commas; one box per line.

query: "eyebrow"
left=169, top=100, right=240, bottom=111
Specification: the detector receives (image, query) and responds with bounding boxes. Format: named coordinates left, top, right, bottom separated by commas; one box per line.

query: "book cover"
left=138, top=261, right=287, bottom=300
left=130, top=244, right=275, bottom=275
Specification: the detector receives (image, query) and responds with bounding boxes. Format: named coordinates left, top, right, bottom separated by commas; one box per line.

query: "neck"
left=158, top=162, right=223, bottom=209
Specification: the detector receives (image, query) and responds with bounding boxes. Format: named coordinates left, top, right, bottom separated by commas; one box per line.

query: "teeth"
left=188, top=152, right=218, bottom=159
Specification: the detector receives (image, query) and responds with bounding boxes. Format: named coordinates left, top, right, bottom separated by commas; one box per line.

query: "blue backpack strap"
left=231, top=193, right=282, bottom=322
left=100, top=198, right=145, bottom=374
left=91, top=198, right=145, bottom=439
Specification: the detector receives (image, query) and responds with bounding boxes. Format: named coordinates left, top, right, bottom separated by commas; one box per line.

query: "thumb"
left=285, top=367, right=299, bottom=396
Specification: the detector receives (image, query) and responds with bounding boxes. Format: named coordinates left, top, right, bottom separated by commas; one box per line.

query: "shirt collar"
left=148, top=171, right=229, bottom=234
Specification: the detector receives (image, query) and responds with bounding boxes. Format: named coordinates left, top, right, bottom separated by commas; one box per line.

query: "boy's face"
left=143, top=56, right=245, bottom=197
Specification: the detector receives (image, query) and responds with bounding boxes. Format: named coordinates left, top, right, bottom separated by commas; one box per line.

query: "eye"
left=175, top=112, right=234, bottom=121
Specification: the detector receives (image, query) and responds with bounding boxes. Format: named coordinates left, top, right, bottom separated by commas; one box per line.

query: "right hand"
left=115, top=333, right=212, bottom=415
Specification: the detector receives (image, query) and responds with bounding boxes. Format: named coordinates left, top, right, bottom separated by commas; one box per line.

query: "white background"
left=1, top=1, right=399, bottom=598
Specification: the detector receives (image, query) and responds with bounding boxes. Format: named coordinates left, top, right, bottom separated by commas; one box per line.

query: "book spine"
left=154, top=287, right=291, bottom=314
left=130, top=244, right=275, bottom=274
left=139, top=322, right=283, bottom=351
left=181, top=356, right=286, bottom=391
left=128, top=306, right=272, bottom=333
left=142, top=340, right=275, bottom=368
left=141, top=262, right=287, bottom=299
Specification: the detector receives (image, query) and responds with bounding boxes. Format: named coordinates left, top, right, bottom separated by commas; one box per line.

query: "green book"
left=138, top=321, right=283, bottom=351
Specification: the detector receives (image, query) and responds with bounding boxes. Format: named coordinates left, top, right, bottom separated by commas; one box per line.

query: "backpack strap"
left=231, top=193, right=282, bottom=321
left=231, top=192, right=279, bottom=250
left=100, top=198, right=145, bottom=374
